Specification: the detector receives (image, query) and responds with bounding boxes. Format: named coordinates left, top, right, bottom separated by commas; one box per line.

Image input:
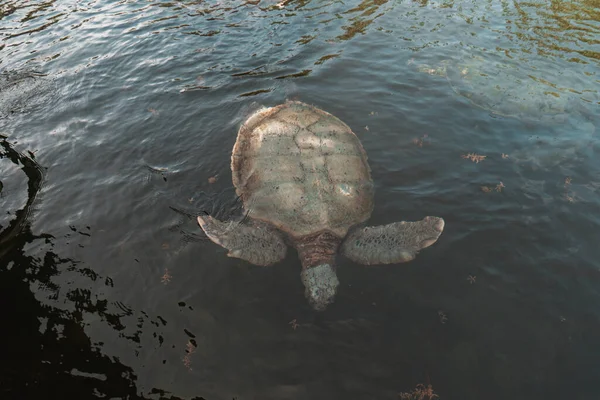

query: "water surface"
left=1, top=0, right=600, bottom=399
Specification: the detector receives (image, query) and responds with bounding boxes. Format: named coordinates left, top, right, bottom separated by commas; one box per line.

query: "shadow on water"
left=0, top=70, right=56, bottom=120
left=0, top=137, right=205, bottom=399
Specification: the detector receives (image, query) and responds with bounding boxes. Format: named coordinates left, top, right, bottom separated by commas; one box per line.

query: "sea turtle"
left=415, top=55, right=596, bottom=124
left=197, top=101, right=445, bottom=310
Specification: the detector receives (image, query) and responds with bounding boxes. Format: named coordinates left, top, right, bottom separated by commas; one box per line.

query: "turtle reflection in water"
left=197, top=101, right=445, bottom=311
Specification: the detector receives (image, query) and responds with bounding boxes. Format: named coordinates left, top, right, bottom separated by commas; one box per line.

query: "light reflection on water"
left=1, top=0, right=599, bottom=399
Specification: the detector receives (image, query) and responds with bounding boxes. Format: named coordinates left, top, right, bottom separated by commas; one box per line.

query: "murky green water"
left=1, top=0, right=600, bottom=399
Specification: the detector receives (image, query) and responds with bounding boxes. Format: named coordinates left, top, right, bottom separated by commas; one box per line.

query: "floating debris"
left=467, top=275, right=476, bottom=284
left=399, top=383, right=439, bottom=400
left=480, top=186, right=492, bottom=193
left=461, top=153, right=487, bottom=163
left=182, top=340, right=196, bottom=370
left=501, top=153, right=509, bottom=159
left=564, top=192, right=576, bottom=203
left=563, top=177, right=576, bottom=202
left=412, top=134, right=429, bottom=147
left=495, top=181, right=505, bottom=192
left=161, top=268, right=171, bottom=284
left=208, top=176, right=218, bottom=184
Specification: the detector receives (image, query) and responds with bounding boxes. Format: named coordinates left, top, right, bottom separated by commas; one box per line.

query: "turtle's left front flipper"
left=198, top=215, right=287, bottom=266
left=340, top=216, right=444, bottom=265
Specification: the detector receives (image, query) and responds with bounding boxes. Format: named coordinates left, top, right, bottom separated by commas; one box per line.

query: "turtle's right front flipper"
left=197, top=215, right=287, bottom=266
left=340, top=216, right=444, bottom=265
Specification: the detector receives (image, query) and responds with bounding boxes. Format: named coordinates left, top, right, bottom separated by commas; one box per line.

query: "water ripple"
left=2, top=0, right=600, bottom=399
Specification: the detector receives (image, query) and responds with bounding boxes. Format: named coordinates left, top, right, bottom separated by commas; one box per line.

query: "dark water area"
left=1, top=0, right=600, bottom=399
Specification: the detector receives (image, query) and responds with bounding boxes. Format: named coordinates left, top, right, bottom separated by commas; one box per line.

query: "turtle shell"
left=231, top=101, right=374, bottom=239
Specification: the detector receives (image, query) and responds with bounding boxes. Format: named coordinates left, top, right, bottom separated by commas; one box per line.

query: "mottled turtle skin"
left=198, top=101, right=444, bottom=311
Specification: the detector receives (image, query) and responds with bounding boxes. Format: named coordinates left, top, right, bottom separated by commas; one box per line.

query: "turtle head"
left=300, top=263, right=339, bottom=311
